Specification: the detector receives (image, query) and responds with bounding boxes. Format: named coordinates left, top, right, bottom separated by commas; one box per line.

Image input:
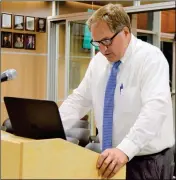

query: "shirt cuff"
left=116, top=138, right=140, bottom=161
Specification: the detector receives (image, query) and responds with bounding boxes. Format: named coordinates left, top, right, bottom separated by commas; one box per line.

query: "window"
left=137, top=33, right=153, bottom=44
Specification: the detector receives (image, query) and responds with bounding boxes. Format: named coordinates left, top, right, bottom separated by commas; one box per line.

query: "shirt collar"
left=120, top=34, right=137, bottom=64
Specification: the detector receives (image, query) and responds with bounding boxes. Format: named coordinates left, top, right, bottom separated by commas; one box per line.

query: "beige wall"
left=1, top=1, right=51, bottom=17
left=1, top=1, right=52, bottom=124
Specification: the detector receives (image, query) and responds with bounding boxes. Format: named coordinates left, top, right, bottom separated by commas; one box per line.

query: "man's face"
left=91, top=20, right=129, bottom=62
left=4, top=36, right=7, bottom=41
left=17, top=37, right=20, bottom=42
left=39, top=20, right=44, bottom=29
left=28, top=36, right=32, bottom=43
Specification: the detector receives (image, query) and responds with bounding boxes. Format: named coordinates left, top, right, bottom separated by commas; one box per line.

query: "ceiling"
left=77, top=1, right=133, bottom=7
left=77, top=1, right=168, bottom=7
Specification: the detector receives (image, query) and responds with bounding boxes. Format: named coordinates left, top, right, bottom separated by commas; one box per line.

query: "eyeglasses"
left=90, top=31, right=121, bottom=47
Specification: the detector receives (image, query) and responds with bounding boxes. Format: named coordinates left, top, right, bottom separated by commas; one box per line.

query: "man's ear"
left=123, top=27, right=130, bottom=36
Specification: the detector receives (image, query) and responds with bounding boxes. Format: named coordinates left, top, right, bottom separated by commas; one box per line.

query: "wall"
left=1, top=1, right=52, bottom=124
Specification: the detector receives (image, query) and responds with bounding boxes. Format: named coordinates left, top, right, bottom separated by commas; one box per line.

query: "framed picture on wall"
left=37, top=18, right=46, bottom=32
left=24, top=34, right=36, bottom=50
left=1, top=31, right=12, bottom=48
left=14, top=15, right=24, bottom=30
left=1, top=13, right=12, bottom=29
left=13, top=33, right=24, bottom=49
left=25, top=16, right=35, bottom=31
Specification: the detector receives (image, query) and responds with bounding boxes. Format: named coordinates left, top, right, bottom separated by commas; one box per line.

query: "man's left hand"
left=96, top=148, right=128, bottom=179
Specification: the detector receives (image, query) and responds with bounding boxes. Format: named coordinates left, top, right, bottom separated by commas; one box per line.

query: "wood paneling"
left=161, top=10, right=176, bottom=33
left=1, top=54, right=47, bottom=99
left=1, top=2, right=51, bottom=17
left=1, top=55, right=47, bottom=123
left=1, top=103, right=8, bottom=125
left=137, top=13, right=148, bottom=30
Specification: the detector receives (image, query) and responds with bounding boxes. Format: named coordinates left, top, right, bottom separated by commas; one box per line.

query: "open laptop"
left=4, top=96, right=66, bottom=140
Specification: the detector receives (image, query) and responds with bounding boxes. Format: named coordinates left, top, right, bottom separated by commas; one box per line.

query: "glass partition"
left=69, top=20, right=92, bottom=94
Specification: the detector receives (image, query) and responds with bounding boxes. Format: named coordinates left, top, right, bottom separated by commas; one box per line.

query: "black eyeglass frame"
left=90, top=30, right=121, bottom=47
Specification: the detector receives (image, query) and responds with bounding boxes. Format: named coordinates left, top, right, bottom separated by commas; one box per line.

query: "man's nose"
left=99, top=43, right=108, bottom=53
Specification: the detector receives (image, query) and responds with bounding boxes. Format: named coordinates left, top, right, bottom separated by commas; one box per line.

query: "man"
left=26, top=36, right=34, bottom=49
left=14, top=16, right=23, bottom=30
left=38, top=18, right=46, bottom=32
left=3, top=35, right=11, bottom=48
left=14, top=36, right=23, bottom=48
left=59, top=4, right=175, bottom=179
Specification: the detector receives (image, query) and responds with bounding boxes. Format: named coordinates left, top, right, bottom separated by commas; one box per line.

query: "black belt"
left=133, top=148, right=171, bottom=160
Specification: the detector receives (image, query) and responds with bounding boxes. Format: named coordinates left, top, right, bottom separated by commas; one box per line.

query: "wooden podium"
left=1, top=130, right=126, bottom=179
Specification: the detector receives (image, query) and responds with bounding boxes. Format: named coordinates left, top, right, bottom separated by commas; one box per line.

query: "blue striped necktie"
left=102, top=61, right=121, bottom=151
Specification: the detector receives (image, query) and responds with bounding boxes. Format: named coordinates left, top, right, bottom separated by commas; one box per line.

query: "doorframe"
left=65, top=20, right=70, bottom=99
left=172, top=41, right=175, bottom=96
left=160, top=35, right=175, bottom=95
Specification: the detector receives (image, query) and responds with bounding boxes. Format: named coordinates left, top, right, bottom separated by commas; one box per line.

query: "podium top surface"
left=1, top=130, right=33, bottom=143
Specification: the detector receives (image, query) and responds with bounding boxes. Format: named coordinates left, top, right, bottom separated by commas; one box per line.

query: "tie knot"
left=113, top=60, right=121, bottom=69
left=112, top=60, right=121, bottom=70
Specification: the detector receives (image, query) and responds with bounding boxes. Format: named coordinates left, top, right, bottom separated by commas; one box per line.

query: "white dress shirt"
left=59, top=34, right=175, bottom=160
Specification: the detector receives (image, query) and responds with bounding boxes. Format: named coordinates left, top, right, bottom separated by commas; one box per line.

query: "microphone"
left=1, top=69, right=17, bottom=83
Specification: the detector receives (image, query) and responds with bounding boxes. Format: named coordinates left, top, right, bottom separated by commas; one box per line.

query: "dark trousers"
left=126, top=147, right=175, bottom=180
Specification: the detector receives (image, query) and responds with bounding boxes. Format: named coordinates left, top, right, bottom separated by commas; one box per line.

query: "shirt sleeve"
left=117, top=48, right=171, bottom=160
left=59, top=59, right=93, bottom=130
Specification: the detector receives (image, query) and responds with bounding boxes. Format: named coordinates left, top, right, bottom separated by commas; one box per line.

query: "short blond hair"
left=86, top=3, right=131, bottom=33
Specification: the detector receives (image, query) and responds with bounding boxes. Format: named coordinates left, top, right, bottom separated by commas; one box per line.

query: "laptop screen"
left=4, top=96, right=66, bottom=140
